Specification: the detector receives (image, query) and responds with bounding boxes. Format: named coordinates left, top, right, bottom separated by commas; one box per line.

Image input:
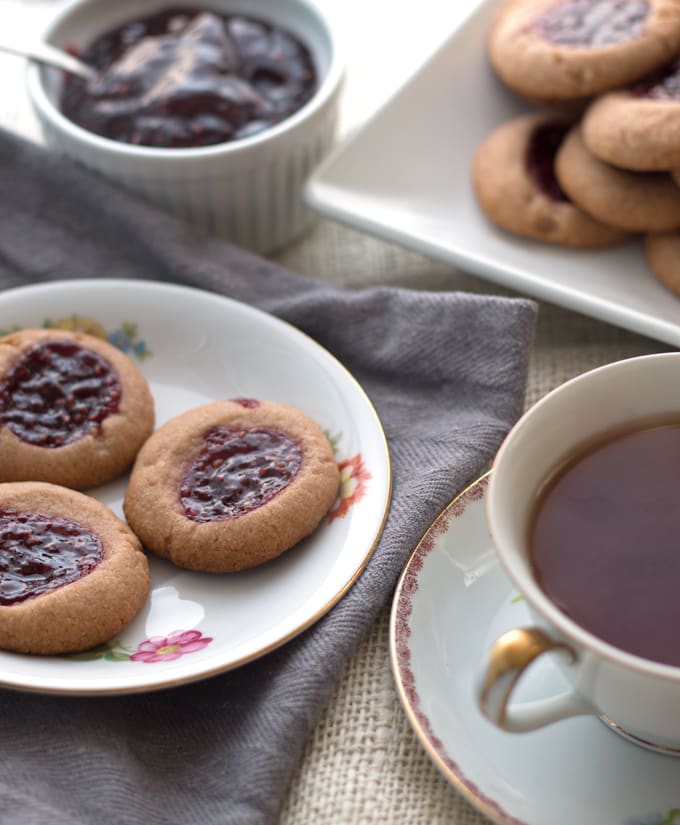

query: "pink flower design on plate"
left=130, top=629, right=213, bottom=663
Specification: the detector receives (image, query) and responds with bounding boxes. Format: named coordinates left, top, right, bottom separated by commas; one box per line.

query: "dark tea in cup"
left=529, top=419, right=680, bottom=668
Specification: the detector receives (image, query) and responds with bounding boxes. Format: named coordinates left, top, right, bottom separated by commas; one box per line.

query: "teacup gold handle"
left=478, top=627, right=594, bottom=732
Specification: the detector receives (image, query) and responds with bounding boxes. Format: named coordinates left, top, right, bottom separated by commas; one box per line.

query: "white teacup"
left=480, top=352, right=680, bottom=754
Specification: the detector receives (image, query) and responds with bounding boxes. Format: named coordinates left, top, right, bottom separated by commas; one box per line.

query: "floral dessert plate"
left=307, top=0, right=680, bottom=348
left=390, top=475, right=680, bottom=825
left=0, top=279, right=390, bottom=695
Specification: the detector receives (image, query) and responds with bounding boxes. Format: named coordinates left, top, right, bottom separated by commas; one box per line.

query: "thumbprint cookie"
left=582, top=58, right=680, bottom=170
left=489, top=0, right=680, bottom=101
left=473, top=113, right=632, bottom=247
left=0, top=481, right=149, bottom=655
left=124, top=398, right=340, bottom=573
left=0, top=328, right=154, bottom=489
left=555, top=125, right=680, bottom=231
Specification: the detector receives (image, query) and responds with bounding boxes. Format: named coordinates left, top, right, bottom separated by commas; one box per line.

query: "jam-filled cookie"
left=0, top=328, right=154, bottom=489
left=489, top=0, right=680, bottom=101
left=645, top=230, right=680, bottom=296
left=0, top=481, right=149, bottom=655
left=124, top=398, right=340, bottom=573
left=582, top=58, right=680, bottom=170
left=555, top=125, right=680, bottom=231
left=473, top=113, right=632, bottom=247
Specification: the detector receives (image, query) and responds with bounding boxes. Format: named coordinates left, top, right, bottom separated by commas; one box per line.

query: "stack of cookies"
left=473, top=0, right=680, bottom=296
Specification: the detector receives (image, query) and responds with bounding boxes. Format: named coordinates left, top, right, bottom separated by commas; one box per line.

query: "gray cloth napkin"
left=0, top=128, right=536, bottom=825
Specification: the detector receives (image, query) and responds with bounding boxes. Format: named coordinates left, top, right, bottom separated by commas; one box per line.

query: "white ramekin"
left=26, top=0, right=344, bottom=254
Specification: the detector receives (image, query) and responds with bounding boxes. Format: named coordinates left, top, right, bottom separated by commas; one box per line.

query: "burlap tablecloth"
left=273, top=219, right=669, bottom=825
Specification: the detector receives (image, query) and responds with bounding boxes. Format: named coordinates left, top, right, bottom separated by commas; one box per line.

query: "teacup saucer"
left=389, top=474, right=680, bottom=825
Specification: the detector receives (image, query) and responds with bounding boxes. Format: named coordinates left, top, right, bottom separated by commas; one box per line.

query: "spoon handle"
left=0, top=40, right=95, bottom=81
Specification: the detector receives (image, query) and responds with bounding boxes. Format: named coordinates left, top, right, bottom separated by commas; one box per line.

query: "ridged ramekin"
left=26, top=0, right=344, bottom=254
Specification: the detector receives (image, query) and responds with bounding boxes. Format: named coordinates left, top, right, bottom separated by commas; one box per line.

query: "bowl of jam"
left=27, top=0, right=344, bottom=254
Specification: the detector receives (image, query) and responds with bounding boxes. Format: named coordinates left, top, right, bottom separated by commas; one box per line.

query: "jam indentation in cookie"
left=180, top=426, right=303, bottom=522
left=231, top=397, right=260, bottom=409
left=0, top=340, right=122, bottom=447
left=0, top=508, right=103, bottom=605
left=533, top=0, right=648, bottom=48
left=526, top=121, right=571, bottom=201
left=632, top=57, right=680, bottom=99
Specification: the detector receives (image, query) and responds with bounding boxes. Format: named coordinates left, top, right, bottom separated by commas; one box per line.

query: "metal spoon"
left=0, top=39, right=96, bottom=81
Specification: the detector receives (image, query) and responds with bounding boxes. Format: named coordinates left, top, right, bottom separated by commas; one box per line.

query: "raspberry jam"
left=0, top=340, right=121, bottom=447
left=59, top=8, right=317, bottom=148
left=231, top=397, right=260, bottom=409
left=0, top=509, right=103, bottom=605
left=632, top=57, right=680, bottom=98
left=533, top=0, right=648, bottom=48
left=180, top=426, right=302, bottom=522
left=526, top=121, right=571, bottom=202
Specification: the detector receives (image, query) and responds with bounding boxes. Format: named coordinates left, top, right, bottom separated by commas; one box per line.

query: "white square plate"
left=306, top=0, right=680, bottom=348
